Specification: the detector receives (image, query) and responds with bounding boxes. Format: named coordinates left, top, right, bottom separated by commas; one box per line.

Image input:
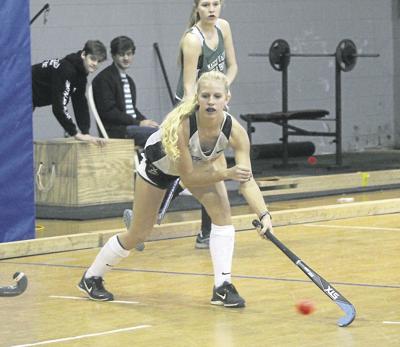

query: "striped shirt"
left=120, top=72, right=136, bottom=119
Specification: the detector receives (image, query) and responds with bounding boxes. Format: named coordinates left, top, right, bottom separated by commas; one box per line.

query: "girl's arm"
left=181, top=34, right=202, bottom=99
left=219, top=19, right=238, bottom=86
left=229, top=118, right=272, bottom=234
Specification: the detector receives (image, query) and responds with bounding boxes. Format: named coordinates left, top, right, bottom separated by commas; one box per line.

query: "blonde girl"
left=79, top=71, right=272, bottom=308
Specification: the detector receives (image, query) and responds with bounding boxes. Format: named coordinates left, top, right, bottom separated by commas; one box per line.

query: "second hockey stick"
left=157, top=178, right=180, bottom=224
left=0, top=272, right=28, bottom=297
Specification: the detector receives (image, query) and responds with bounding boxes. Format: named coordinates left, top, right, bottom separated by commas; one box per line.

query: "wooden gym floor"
left=1, top=197, right=399, bottom=346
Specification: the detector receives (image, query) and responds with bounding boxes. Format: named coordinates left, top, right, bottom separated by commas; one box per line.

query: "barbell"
left=250, top=39, right=379, bottom=72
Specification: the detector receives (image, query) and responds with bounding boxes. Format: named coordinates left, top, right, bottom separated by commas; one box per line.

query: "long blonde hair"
left=161, top=71, right=229, bottom=161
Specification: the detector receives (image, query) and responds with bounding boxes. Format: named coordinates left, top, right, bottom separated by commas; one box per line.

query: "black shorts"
left=137, top=157, right=179, bottom=190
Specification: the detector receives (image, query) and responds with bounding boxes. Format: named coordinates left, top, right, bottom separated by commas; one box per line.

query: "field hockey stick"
left=30, top=3, right=50, bottom=25
left=0, top=272, right=28, bottom=297
left=157, top=178, right=181, bottom=224
left=153, top=43, right=175, bottom=107
left=252, top=220, right=356, bottom=327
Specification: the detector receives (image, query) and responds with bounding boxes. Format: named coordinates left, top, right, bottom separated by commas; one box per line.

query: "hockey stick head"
left=13, top=272, right=28, bottom=294
left=336, top=301, right=356, bottom=327
left=0, top=272, right=28, bottom=297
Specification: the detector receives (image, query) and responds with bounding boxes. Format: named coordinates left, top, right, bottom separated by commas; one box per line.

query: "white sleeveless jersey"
left=144, top=112, right=233, bottom=176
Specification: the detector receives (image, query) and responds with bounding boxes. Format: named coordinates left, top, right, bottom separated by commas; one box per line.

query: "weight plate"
left=336, top=39, right=357, bottom=72
left=269, top=39, right=290, bottom=71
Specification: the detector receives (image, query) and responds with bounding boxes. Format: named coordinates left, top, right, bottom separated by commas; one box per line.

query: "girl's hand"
left=253, top=212, right=273, bottom=239
left=225, top=165, right=252, bottom=182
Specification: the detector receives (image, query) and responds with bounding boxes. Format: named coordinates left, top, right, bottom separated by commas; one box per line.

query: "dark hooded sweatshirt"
left=32, top=51, right=90, bottom=136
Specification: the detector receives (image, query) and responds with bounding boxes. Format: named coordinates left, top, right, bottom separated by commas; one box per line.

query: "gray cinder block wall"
left=30, top=0, right=397, bottom=154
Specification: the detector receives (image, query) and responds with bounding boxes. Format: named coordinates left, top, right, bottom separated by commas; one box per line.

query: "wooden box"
left=34, top=138, right=135, bottom=208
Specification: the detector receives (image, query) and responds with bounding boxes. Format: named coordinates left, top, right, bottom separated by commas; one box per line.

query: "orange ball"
left=296, top=299, right=315, bottom=315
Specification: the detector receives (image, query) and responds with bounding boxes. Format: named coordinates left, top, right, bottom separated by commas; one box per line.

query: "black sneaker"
left=210, top=281, right=245, bottom=308
left=78, top=272, right=114, bottom=301
left=195, top=233, right=210, bottom=249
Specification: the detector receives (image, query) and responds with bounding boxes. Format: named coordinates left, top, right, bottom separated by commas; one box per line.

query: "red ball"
left=296, top=299, right=315, bottom=315
left=307, top=156, right=317, bottom=165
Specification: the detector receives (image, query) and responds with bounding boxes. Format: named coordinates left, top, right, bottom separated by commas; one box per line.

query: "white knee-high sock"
left=86, top=235, right=130, bottom=278
left=209, top=224, right=235, bottom=287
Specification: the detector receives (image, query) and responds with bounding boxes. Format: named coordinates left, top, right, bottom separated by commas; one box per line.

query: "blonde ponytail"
left=161, top=97, right=197, bottom=161
left=188, top=2, right=200, bottom=28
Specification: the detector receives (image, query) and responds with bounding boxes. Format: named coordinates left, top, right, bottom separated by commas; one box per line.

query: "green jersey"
left=176, top=21, right=225, bottom=101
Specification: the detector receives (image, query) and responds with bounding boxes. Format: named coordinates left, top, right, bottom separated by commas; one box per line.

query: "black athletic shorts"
left=137, top=157, right=179, bottom=190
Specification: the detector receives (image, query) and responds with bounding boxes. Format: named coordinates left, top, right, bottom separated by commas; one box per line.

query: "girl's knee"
left=208, top=210, right=231, bottom=225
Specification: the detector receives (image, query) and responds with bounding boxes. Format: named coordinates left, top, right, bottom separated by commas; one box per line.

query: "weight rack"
left=242, top=39, right=379, bottom=167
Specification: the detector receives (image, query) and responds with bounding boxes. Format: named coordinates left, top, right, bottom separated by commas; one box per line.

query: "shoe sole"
left=77, top=284, right=114, bottom=302
left=210, top=299, right=245, bottom=308
left=195, top=243, right=209, bottom=249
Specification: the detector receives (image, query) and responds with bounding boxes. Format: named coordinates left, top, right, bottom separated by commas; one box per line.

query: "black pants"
left=200, top=205, right=211, bottom=236
left=126, top=125, right=158, bottom=147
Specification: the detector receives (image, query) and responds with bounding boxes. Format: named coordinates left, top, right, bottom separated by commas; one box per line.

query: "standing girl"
left=176, top=0, right=238, bottom=248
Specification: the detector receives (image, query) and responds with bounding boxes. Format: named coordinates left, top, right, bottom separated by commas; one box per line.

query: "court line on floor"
left=49, top=295, right=140, bottom=305
left=303, top=224, right=400, bottom=232
left=10, top=325, right=151, bottom=347
left=383, top=321, right=400, bottom=325
left=2, top=260, right=400, bottom=290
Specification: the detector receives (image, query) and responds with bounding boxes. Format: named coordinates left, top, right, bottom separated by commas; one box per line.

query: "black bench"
left=241, top=109, right=333, bottom=166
